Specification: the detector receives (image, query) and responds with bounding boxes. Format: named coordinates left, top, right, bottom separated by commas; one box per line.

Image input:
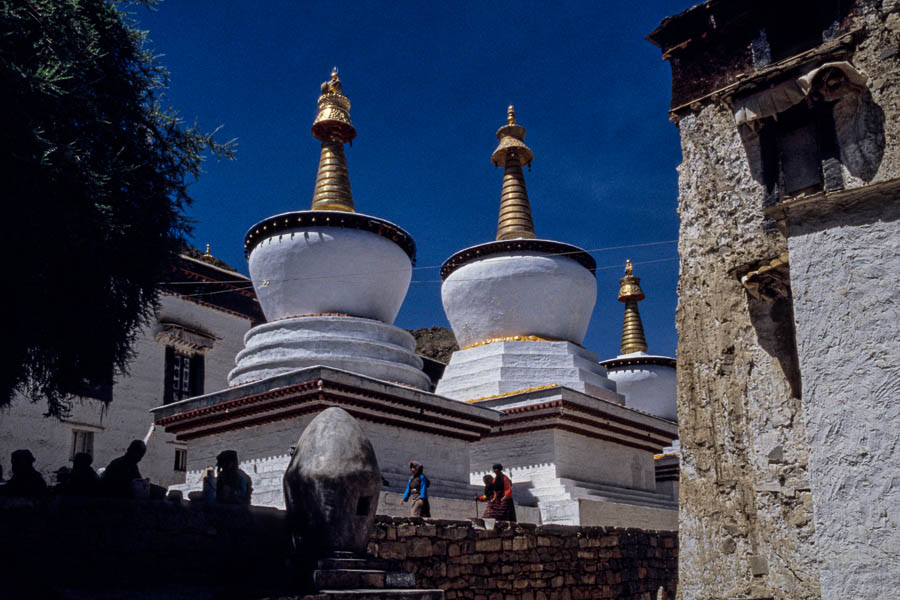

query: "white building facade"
left=0, top=253, right=262, bottom=487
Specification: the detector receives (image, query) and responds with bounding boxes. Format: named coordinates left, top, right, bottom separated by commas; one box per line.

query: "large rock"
left=283, top=407, right=382, bottom=554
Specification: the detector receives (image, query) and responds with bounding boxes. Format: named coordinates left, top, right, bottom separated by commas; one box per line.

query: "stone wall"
left=0, top=497, right=677, bottom=600
left=368, top=517, right=678, bottom=600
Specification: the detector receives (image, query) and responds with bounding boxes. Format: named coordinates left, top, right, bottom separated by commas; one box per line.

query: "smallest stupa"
left=600, top=261, right=676, bottom=421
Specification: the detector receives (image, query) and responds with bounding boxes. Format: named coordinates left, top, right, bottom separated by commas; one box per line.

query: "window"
left=174, top=448, right=187, bottom=472
left=164, top=347, right=204, bottom=404
left=70, top=430, right=94, bottom=460
left=758, top=100, right=841, bottom=203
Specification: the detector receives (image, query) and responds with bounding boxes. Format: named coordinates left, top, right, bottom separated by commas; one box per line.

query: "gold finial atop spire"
left=491, top=106, right=536, bottom=241
left=311, top=68, right=355, bottom=212
left=618, top=260, right=648, bottom=354
left=204, top=243, right=211, bottom=258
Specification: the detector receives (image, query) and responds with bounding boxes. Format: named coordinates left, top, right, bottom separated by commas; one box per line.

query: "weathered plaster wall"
left=674, top=101, right=819, bottom=600
left=665, top=3, right=900, bottom=599
left=787, top=196, right=900, bottom=598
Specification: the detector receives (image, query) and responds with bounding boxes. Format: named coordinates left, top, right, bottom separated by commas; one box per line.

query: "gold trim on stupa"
left=310, top=68, right=356, bottom=213
left=492, top=105, right=536, bottom=241
left=618, top=260, right=648, bottom=354
left=462, top=334, right=565, bottom=350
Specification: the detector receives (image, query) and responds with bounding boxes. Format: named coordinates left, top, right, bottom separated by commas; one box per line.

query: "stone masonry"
left=368, top=517, right=677, bottom=600
left=0, top=497, right=677, bottom=600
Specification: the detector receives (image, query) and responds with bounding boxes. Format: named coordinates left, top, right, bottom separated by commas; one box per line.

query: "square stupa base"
left=434, top=340, right=620, bottom=403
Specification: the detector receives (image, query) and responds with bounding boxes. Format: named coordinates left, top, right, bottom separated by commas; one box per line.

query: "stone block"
left=378, top=541, right=408, bottom=560
left=749, top=555, right=769, bottom=576
left=475, top=538, right=503, bottom=552
left=600, top=536, right=619, bottom=548
left=398, top=523, right=418, bottom=537
left=417, top=524, right=438, bottom=537
left=408, top=538, right=433, bottom=558
left=440, top=526, right=471, bottom=540
left=512, top=535, right=533, bottom=551
left=432, top=541, right=448, bottom=556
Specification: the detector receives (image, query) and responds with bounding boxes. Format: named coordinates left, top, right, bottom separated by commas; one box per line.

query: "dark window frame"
left=174, top=448, right=187, bottom=472
left=163, top=347, right=205, bottom=404
left=70, top=429, right=94, bottom=460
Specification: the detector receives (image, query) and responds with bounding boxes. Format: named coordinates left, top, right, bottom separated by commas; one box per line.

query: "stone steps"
left=313, top=570, right=417, bottom=590
left=529, top=478, right=676, bottom=510
left=317, top=558, right=391, bottom=571
left=303, top=590, right=444, bottom=600
left=295, top=552, right=443, bottom=600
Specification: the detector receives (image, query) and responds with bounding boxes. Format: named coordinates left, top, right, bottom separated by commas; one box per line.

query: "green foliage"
left=0, top=0, right=234, bottom=417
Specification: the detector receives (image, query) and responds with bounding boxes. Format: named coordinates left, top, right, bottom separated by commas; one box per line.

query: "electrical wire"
left=160, top=239, right=678, bottom=286
left=167, top=256, right=678, bottom=296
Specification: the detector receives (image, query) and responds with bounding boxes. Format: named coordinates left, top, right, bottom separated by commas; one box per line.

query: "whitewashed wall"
left=0, top=294, right=253, bottom=487
left=788, top=198, right=900, bottom=599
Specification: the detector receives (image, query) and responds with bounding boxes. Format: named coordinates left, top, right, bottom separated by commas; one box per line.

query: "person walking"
left=402, top=461, right=431, bottom=517
left=480, top=463, right=516, bottom=522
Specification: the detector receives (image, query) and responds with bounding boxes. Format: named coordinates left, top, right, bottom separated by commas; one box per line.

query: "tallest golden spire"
left=310, top=68, right=356, bottom=212
left=491, top=105, right=537, bottom=241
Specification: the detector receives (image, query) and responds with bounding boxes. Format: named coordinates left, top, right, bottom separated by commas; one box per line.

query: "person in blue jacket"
left=402, top=461, right=431, bottom=517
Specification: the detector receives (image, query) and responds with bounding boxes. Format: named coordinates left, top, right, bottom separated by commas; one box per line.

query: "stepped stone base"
left=540, top=498, right=678, bottom=530
left=435, top=341, right=620, bottom=402
left=301, top=592, right=443, bottom=600
left=265, top=551, right=444, bottom=600
left=229, top=316, right=431, bottom=390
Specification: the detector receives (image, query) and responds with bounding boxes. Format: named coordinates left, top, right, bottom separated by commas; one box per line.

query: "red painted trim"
left=500, top=398, right=676, bottom=439
left=178, top=399, right=480, bottom=442
left=483, top=422, right=665, bottom=454
left=158, top=380, right=493, bottom=441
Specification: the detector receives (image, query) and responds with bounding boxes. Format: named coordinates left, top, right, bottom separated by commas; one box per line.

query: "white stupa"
left=599, top=261, right=677, bottom=421
left=435, top=107, right=618, bottom=403
left=228, top=69, right=430, bottom=390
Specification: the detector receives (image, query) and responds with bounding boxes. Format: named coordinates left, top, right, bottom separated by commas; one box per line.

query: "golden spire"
left=204, top=243, right=211, bottom=258
left=618, top=260, right=648, bottom=354
left=491, top=105, right=536, bottom=241
left=310, top=67, right=356, bottom=212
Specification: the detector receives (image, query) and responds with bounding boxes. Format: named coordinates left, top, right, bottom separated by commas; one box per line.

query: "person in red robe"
left=480, top=463, right=516, bottom=522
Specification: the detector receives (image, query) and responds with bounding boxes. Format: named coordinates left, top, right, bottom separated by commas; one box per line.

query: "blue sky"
left=132, top=1, right=697, bottom=360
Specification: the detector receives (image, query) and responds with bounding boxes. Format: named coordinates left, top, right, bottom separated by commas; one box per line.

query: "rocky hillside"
left=408, top=326, right=458, bottom=364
